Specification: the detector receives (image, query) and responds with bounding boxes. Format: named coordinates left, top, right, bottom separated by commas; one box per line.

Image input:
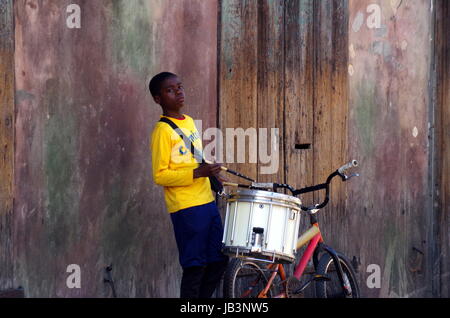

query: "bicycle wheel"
left=315, top=252, right=360, bottom=298
left=223, top=258, right=270, bottom=298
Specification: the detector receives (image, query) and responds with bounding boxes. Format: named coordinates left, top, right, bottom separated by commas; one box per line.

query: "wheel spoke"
left=224, top=259, right=270, bottom=298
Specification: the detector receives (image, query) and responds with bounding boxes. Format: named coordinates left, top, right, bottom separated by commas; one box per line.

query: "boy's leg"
left=180, top=266, right=206, bottom=298
left=170, top=204, right=212, bottom=298
left=199, top=202, right=229, bottom=298
left=199, top=259, right=229, bottom=298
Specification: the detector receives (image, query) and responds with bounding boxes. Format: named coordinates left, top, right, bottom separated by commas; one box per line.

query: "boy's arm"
left=151, top=126, right=195, bottom=187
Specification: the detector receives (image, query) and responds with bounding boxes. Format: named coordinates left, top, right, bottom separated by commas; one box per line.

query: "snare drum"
left=222, top=189, right=302, bottom=263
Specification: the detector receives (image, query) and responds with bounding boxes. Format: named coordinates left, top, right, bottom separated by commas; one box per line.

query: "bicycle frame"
left=293, top=225, right=322, bottom=279
left=256, top=223, right=350, bottom=298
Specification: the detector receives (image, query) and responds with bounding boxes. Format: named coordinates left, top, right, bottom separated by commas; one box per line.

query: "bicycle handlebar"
left=224, top=160, right=359, bottom=213
left=338, top=160, right=358, bottom=175
left=292, top=160, right=359, bottom=212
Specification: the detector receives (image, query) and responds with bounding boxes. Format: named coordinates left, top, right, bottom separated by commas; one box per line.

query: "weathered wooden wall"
left=435, top=0, right=449, bottom=298
left=1, top=0, right=448, bottom=298
left=1, top=0, right=218, bottom=297
left=0, top=0, right=15, bottom=292
left=219, top=0, right=447, bottom=298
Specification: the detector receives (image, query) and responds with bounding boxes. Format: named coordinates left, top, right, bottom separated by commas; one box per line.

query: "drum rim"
left=228, top=189, right=302, bottom=206
left=226, top=198, right=301, bottom=211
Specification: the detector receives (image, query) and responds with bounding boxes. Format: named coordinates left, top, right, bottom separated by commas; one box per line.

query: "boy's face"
left=154, top=76, right=185, bottom=112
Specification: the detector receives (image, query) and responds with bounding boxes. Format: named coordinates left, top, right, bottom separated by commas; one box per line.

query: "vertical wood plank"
left=312, top=0, right=349, bottom=248
left=329, top=0, right=349, bottom=238
left=0, top=0, right=14, bottom=290
left=284, top=0, right=315, bottom=203
left=313, top=0, right=333, bottom=190
left=257, top=0, right=284, bottom=183
left=219, top=0, right=259, bottom=182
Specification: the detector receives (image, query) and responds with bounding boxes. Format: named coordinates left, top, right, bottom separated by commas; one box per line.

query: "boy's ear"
left=153, top=95, right=161, bottom=105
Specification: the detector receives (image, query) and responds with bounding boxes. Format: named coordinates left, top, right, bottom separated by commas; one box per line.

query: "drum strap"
left=159, top=117, right=204, bottom=163
left=158, top=117, right=224, bottom=193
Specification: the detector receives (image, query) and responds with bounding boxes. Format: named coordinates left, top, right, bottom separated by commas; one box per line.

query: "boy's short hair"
left=149, top=72, right=178, bottom=97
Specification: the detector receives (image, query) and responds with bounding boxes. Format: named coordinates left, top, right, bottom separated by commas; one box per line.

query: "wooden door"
left=219, top=0, right=442, bottom=297
left=218, top=0, right=349, bottom=297
left=219, top=0, right=348, bottom=193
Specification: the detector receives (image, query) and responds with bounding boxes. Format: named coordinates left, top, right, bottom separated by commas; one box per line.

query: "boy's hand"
left=194, top=163, right=223, bottom=179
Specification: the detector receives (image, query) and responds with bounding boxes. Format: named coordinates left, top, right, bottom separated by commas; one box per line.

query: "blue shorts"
left=170, top=201, right=227, bottom=269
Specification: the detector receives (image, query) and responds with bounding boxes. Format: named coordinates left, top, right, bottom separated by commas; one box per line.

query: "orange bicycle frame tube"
left=257, top=264, right=287, bottom=298
left=293, top=224, right=323, bottom=279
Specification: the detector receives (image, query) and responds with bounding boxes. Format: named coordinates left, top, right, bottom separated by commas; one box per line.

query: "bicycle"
left=221, top=161, right=361, bottom=298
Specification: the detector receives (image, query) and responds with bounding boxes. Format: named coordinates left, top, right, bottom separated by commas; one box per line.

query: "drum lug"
left=290, top=210, right=297, bottom=220
left=251, top=227, right=264, bottom=253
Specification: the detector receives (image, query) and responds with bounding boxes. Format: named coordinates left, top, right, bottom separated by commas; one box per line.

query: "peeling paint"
left=348, top=64, right=354, bottom=76
left=401, top=39, right=408, bottom=51
left=349, top=44, right=356, bottom=59
left=110, top=1, right=153, bottom=75
left=354, top=81, right=376, bottom=157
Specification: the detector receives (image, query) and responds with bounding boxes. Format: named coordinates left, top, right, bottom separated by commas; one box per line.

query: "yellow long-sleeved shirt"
left=151, top=114, right=214, bottom=213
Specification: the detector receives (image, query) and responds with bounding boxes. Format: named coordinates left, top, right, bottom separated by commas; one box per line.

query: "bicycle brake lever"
left=344, top=173, right=360, bottom=181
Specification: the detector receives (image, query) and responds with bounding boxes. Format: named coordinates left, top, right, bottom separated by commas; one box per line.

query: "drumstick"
left=204, top=160, right=256, bottom=182
left=222, top=182, right=241, bottom=187
left=223, top=182, right=274, bottom=191
left=220, top=167, right=255, bottom=182
left=223, top=182, right=253, bottom=189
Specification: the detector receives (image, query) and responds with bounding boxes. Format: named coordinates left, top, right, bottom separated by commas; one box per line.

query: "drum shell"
left=222, top=189, right=302, bottom=263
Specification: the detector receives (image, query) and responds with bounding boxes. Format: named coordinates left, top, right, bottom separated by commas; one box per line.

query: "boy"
left=149, top=72, right=229, bottom=298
